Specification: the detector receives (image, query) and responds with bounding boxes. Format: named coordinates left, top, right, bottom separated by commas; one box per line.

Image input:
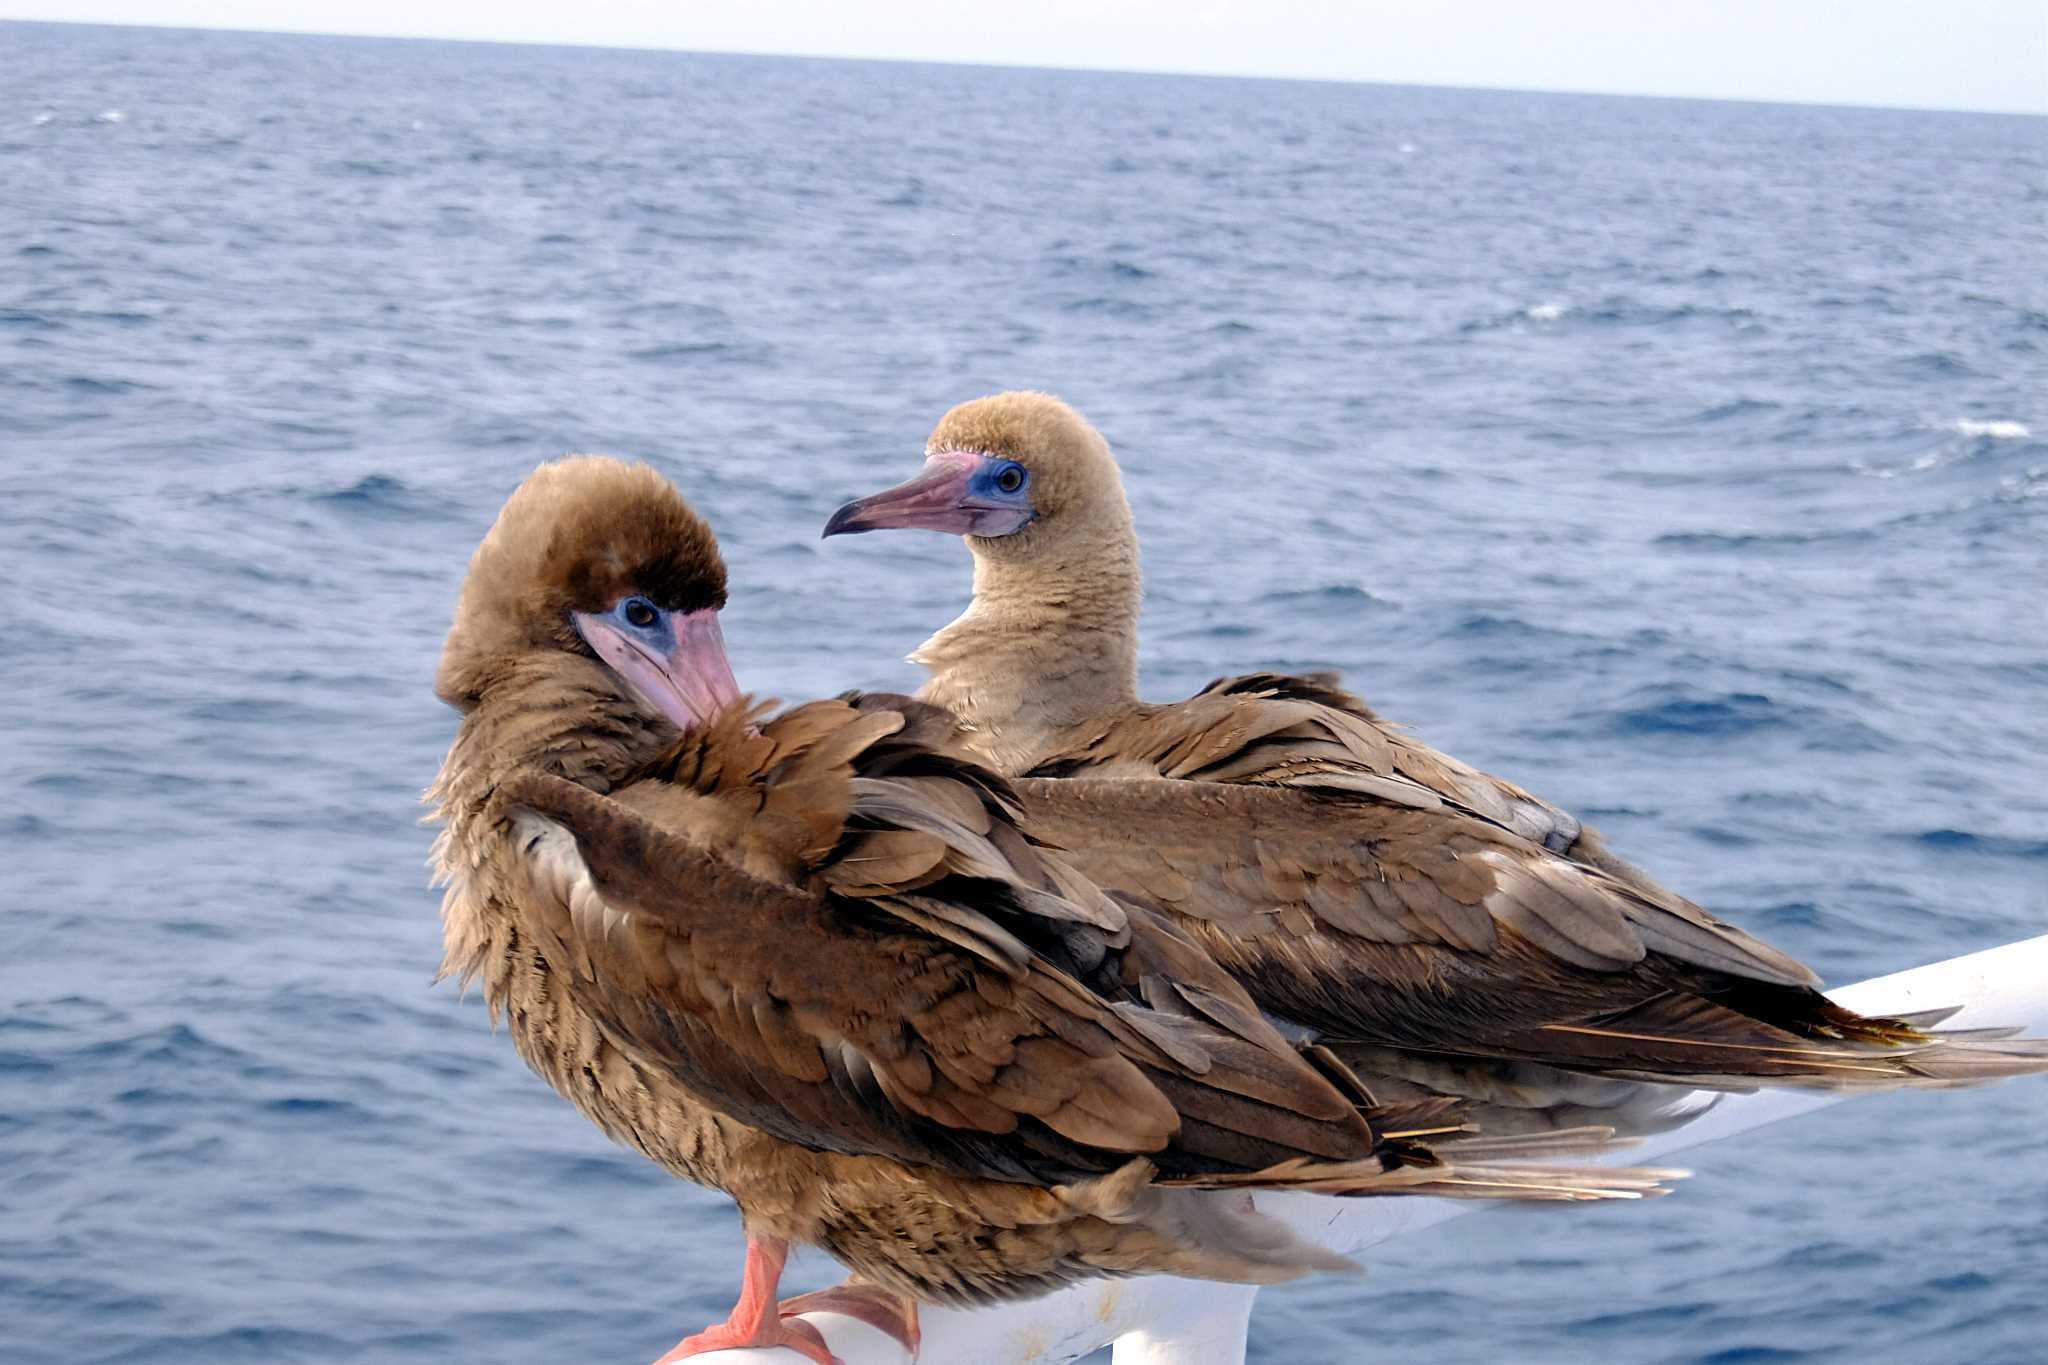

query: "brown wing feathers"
left=497, top=697, right=1692, bottom=1203
left=1008, top=773, right=2048, bottom=1088
left=499, top=765, right=1186, bottom=1177
left=494, top=705, right=1409, bottom=1186
left=1176, top=673, right=1585, bottom=847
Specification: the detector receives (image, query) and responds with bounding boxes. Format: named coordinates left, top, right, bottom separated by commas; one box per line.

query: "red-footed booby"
left=822, top=393, right=2048, bottom=1095
left=428, top=457, right=1673, bottom=1365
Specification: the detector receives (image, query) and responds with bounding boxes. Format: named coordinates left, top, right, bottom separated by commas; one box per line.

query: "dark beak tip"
left=821, top=503, right=869, bottom=539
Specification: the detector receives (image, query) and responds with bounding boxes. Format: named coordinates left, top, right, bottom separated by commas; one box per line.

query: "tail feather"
left=1157, top=1154, right=1684, bottom=1202
left=1388, top=1162, right=1683, bottom=1201
left=1053, top=1141, right=1682, bottom=1293
left=1324, top=1041, right=1728, bottom=1139
left=1430, top=1124, right=1644, bottom=1160
left=1919, top=1024, right=2027, bottom=1042
left=1863, top=1036, right=2048, bottom=1086
left=1589, top=1036, right=2048, bottom=1091
left=1500, top=986, right=2048, bottom=1089
left=1884, top=1006, right=1965, bottom=1030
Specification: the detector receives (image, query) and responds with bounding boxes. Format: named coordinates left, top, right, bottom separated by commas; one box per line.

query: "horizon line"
left=8, top=15, right=2045, bottom=120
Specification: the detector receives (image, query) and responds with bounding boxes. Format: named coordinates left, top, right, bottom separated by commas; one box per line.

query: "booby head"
left=436, top=455, right=742, bottom=730
left=822, top=391, right=1133, bottom=562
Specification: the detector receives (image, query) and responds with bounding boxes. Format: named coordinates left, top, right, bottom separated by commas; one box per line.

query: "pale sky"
left=7, top=0, right=2046, bottom=115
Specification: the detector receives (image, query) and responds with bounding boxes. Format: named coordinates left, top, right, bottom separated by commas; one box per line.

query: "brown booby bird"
left=821, top=392, right=2048, bottom=1094
left=428, top=457, right=1673, bottom=1365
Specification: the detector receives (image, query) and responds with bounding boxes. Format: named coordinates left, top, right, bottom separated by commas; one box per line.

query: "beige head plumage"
left=925, top=391, right=1136, bottom=569
left=815, top=392, right=1147, bottom=769
left=435, top=455, right=727, bottom=711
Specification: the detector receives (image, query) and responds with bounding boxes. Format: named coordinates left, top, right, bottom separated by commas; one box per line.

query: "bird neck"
left=911, top=531, right=1142, bottom=772
left=429, top=654, right=668, bottom=840
left=427, top=653, right=673, bottom=989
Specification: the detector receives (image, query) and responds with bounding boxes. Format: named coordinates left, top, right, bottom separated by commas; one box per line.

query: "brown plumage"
left=822, top=393, right=2048, bottom=1097
left=428, top=457, right=1671, bottom=1360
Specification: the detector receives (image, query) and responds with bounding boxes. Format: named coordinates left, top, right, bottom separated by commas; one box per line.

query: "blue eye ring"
left=993, top=461, right=1027, bottom=494
left=621, top=596, right=658, bottom=628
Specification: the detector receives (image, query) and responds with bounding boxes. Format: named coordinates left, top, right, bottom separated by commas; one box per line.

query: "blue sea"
left=4, top=19, right=2045, bottom=1365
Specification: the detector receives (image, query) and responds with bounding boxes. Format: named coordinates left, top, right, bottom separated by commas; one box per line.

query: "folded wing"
left=1009, top=771, right=2048, bottom=1088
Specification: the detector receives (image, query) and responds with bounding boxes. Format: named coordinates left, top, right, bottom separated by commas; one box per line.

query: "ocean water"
left=4, top=19, right=2045, bottom=1364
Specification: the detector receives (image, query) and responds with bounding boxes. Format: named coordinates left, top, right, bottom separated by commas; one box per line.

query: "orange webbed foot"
left=651, top=1312, right=841, bottom=1365
left=776, top=1283, right=920, bottom=1358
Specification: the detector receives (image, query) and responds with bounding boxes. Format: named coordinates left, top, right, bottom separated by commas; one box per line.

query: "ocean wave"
left=1461, top=297, right=1758, bottom=333
left=1653, top=526, right=1876, bottom=551
left=81, top=1022, right=252, bottom=1069
left=1747, top=900, right=1826, bottom=932
left=1565, top=1300, right=1710, bottom=1338
left=61, top=375, right=153, bottom=395
left=1256, top=581, right=1395, bottom=610
left=1446, top=612, right=1575, bottom=641
left=1606, top=688, right=1789, bottom=738
left=1848, top=455, right=1938, bottom=480
left=1049, top=253, right=1158, bottom=282
left=326, top=157, right=405, bottom=177
left=1691, top=397, right=1781, bottom=424
left=1848, top=419, right=2039, bottom=481
left=627, top=341, right=757, bottom=365
left=1898, top=351, right=1979, bottom=378
left=1913, top=829, right=2048, bottom=859
left=1594, top=685, right=1893, bottom=754
left=307, top=473, right=446, bottom=520
left=1584, top=299, right=1758, bottom=328
left=1995, top=467, right=2047, bottom=502
left=1948, top=418, right=2030, bottom=440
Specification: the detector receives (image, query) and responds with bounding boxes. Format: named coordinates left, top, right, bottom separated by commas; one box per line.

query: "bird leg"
left=651, top=1236, right=840, bottom=1365
left=775, top=1281, right=920, bottom=1357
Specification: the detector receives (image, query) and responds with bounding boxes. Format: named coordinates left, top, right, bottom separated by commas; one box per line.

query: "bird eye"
left=622, top=597, right=658, bottom=628
left=995, top=463, right=1027, bottom=494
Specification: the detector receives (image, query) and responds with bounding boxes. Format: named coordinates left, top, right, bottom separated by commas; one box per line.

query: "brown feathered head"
left=436, top=455, right=741, bottom=727
left=820, top=391, right=1134, bottom=566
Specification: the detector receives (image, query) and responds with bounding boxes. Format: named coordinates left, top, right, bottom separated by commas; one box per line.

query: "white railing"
left=699, top=935, right=2048, bottom=1365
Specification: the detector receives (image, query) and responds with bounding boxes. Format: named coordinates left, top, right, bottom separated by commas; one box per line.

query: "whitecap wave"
left=1852, top=449, right=1954, bottom=479
left=1526, top=302, right=1566, bottom=322
left=1950, top=418, right=2029, bottom=439
left=1999, top=468, right=2047, bottom=502
left=31, top=111, right=54, bottom=126
left=95, top=109, right=126, bottom=124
